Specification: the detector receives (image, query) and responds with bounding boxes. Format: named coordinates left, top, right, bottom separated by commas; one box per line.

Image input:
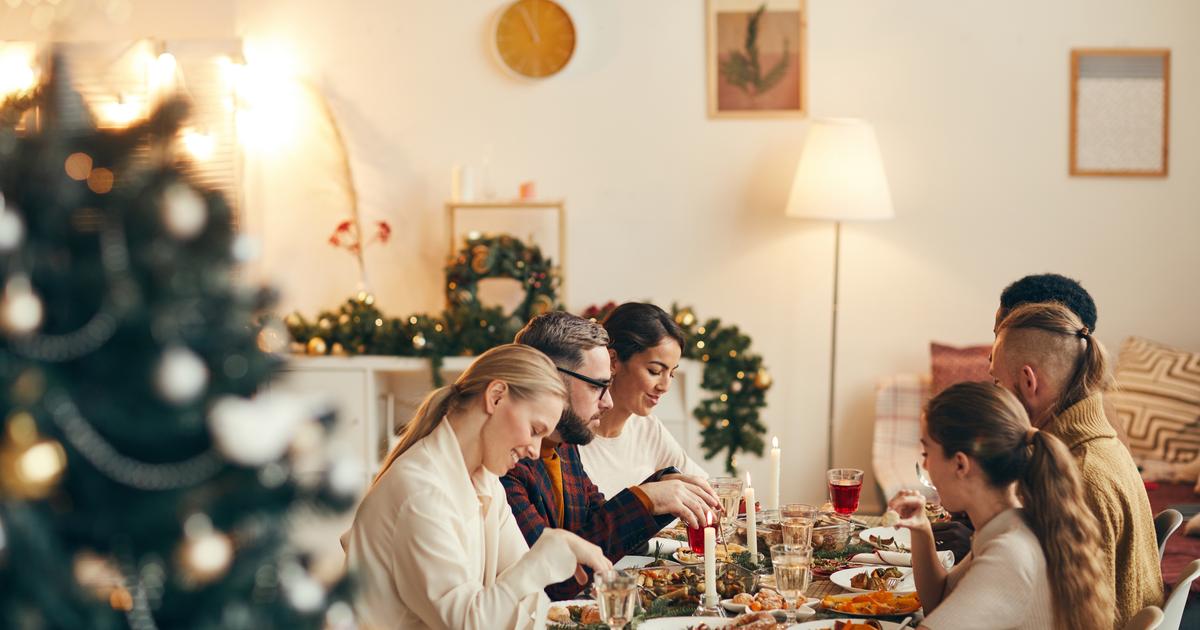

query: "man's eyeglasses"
left=556, top=367, right=611, bottom=401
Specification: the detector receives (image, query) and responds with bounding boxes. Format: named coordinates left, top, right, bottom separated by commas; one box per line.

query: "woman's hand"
left=544, top=529, right=613, bottom=584
left=887, top=490, right=932, bottom=533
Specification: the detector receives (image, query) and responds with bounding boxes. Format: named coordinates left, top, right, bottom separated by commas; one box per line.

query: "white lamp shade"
left=785, top=118, right=894, bottom=221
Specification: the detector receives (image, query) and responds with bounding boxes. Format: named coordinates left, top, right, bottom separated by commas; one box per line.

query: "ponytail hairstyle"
left=925, top=382, right=1113, bottom=629
left=601, top=302, right=685, bottom=362
left=370, top=344, right=566, bottom=486
left=995, top=301, right=1112, bottom=418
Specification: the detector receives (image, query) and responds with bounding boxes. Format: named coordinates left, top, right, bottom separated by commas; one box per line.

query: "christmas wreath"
left=444, top=234, right=558, bottom=322
left=285, top=235, right=770, bottom=473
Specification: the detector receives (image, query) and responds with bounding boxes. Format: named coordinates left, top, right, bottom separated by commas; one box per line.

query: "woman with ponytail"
left=888, top=381, right=1113, bottom=629
left=342, top=344, right=612, bottom=630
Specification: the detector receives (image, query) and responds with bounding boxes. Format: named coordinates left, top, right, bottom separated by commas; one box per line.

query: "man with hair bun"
left=991, top=301, right=1162, bottom=628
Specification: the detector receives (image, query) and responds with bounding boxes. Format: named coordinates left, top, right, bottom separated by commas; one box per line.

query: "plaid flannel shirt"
left=501, top=440, right=675, bottom=600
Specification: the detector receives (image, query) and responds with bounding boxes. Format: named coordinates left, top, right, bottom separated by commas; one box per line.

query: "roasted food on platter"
left=821, top=590, right=921, bottom=616
left=849, top=567, right=905, bottom=591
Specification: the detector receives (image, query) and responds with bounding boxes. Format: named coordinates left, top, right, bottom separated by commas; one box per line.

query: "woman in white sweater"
left=342, top=344, right=611, bottom=630
left=888, top=382, right=1112, bottom=629
left=580, top=303, right=708, bottom=499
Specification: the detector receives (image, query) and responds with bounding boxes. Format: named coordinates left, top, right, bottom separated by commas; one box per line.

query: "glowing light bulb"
left=180, top=128, right=216, bottom=161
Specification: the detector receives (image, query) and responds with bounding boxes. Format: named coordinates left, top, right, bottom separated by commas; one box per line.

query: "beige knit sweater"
left=1048, top=394, right=1164, bottom=628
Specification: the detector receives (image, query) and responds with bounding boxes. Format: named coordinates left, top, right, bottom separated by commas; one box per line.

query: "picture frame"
left=706, top=0, right=806, bottom=118
left=1070, top=48, right=1170, bottom=177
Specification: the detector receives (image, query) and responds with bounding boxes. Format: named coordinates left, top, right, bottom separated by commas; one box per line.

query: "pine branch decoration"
left=718, top=4, right=791, bottom=98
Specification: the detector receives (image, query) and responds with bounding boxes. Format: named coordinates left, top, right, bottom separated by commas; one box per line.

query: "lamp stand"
left=826, top=221, right=842, bottom=470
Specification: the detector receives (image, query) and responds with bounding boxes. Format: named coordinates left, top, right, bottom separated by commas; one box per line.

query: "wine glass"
left=770, top=544, right=812, bottom=624
left=592, top=569, right=638, bottom=630
left=826, top=468, right=864, bottom=515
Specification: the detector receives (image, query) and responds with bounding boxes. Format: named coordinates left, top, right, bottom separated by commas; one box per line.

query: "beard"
left=557, top=404, right=596, bottom=445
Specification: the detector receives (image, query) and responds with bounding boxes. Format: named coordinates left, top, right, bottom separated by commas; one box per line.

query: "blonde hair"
left=371, top=343, right=566, bottom=485
left=995, top=301, right=1112, bottom=418
left=925, top=382, right=1113, bottom=628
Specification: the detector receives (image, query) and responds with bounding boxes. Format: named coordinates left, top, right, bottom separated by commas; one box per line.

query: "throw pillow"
left=1109, top=336, right=1200, bottom=464
left=930, top=342, right=992, bottom=396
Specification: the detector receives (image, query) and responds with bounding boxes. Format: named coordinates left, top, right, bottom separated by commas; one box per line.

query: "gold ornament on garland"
left=306, top=337, right=328, bottom=356
left=0, top=411, right=67, bottom=499
left=754, top=367, right=773, bottom=389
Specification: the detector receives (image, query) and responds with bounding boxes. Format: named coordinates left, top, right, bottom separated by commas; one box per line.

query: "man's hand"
left=661, top=473, right=720, bottom=506
left=931, top=521, right=973, bottom=562
left=639, top=477, right=721, bottom=528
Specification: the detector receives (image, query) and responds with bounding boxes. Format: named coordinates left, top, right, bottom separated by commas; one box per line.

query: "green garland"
left=285, top=235, right=771, bottom=473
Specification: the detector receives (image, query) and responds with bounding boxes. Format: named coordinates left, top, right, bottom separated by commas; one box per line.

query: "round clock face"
left=495, top=0, right=576, bottom=78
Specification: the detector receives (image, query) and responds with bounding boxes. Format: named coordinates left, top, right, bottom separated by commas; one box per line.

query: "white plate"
left=829, top=567, right=915, bottom=594
left=859, top=527, right=911, bottom=550
left=790, top=621, right=906, bottom=630
left=719, top=599, right=818, bottom=617
left=636, top=616, right=735, bottom=629
left=545, top=600, right=596, bottom=626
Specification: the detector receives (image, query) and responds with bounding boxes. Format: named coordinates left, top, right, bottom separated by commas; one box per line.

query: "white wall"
left=5, top=1, right=1198, bottom=511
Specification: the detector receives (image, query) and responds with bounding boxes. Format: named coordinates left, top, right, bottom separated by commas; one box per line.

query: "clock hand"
left=518, top=5, right=542, bottom=44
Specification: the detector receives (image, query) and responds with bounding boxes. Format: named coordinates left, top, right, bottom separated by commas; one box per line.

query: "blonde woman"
left=889, top=381, right=1112, bottom=629
left=343, top=344, right=612, bottom=630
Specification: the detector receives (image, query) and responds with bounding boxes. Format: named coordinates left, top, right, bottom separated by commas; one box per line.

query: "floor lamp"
left=784, top=118, right=894, bottom=469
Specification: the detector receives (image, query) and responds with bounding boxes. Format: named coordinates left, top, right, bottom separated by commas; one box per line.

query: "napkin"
left=851, top=549, right=956, bottom=569
left=647, top=537, right=687, bottom=555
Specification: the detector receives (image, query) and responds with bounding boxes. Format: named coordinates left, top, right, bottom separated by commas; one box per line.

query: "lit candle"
left=745, top=472, right=757, bottom=564
left=704, top=516, right=717, bottom=605
left=769, top=436, right=781, bottom=511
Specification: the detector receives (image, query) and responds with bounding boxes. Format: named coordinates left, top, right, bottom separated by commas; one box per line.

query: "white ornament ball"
left=162, top=183, right=208, bottom=240
left=1, top=275, right=43, bottom=335
left=231, top=234, right=261, bottom=263
left=208, top=394, right=307, bottom=466
left=156, top=346, right=209, bottom=404
left=284, top=572, right=326, bottom=613
left=328, top=457, right=364, bottom=498
left=180, top=530, right=234, bottom=584
left=0, top=208, right=24, bottom=253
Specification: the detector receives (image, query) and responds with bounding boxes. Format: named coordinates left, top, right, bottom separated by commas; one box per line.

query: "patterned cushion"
left=1110, top=337, right=1200, bottom=464
left=930, top=342, right=992, bottom=396
left=873, top=373, right=935, bottom=501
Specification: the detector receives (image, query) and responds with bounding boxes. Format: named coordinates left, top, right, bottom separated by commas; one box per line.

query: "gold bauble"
left=0, top=426, right=67, bottom=500
left=306, top=337, right=328, bottom=355
left=674, top=308, right=696, bottom=327
left=318, top=318, right=332, bottom=330
left=177, top=530, right=234, bottom=585
left=471, top=253, right=490, bottom=275
left=531, top=294, right=554, bottom=316
left=754, top=367, right=773, bottom=389
left=412, top=333, right=427, bottom=349
left=338, top=313, right=350, bottom=325
left=330, top=342, right=347, bottom=356
left=284, top=313, right=302, bottom=327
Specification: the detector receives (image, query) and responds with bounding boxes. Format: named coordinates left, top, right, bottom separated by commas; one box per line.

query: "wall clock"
left=494, top=0, right=576, bottom=78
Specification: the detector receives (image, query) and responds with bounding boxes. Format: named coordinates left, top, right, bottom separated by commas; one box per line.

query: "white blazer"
left=343, top=419, right=576, bottom=629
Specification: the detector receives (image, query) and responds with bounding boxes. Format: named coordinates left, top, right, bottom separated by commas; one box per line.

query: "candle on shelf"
left=769, top=436, right=781, bottom=511
left=703, top=515, right=717, bottom=605
left=744, top=472, right=757, bottom=564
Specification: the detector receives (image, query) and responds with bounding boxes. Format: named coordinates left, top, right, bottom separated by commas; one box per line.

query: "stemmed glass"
left=592, top=569, right=638, bottom=630
left=770, top=544, right=812, bottom=624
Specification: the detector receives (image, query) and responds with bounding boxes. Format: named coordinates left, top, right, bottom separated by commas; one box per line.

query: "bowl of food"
left=733, top=510, right=783, bottom=548
left=635, top=562, right=754, bottom=610
left=810, top=520, right=852, bottom=552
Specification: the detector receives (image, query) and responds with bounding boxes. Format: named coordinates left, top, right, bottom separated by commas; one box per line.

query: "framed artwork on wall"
left=707, top=0, right=806, bottom=118
left=1070, top=48, right=1170, bottom=177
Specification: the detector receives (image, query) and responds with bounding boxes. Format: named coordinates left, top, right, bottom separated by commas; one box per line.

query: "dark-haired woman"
left=579, top=302, right=708, bottom=499
left=888, top=381, right=1112, bottom=629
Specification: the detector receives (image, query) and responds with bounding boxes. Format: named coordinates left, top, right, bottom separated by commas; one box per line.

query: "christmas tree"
left=0, top=54, right=354, bottom=629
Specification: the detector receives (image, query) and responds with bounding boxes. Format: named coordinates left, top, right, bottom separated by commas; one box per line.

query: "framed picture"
left=1070, top=48, right=1170, bottom=177
left=707, top=0, right=806, bottom=118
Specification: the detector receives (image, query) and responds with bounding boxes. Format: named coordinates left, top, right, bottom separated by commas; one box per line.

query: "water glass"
left=711, top=476, right=744, bottom=538
left=592, top=569, right=638, bottom=630
left=780, top=503, right=817, bottom=548
left=770, top=544, right=812, bottom=623
left=827, top=468, right=864, bottom=515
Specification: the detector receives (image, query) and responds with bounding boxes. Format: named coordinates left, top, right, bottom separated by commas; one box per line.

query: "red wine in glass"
left=829, top=480, right=862, bottom=515
left=826, top=468, right=864, bottom=515
left=686, top=522, right=706, bottom=554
